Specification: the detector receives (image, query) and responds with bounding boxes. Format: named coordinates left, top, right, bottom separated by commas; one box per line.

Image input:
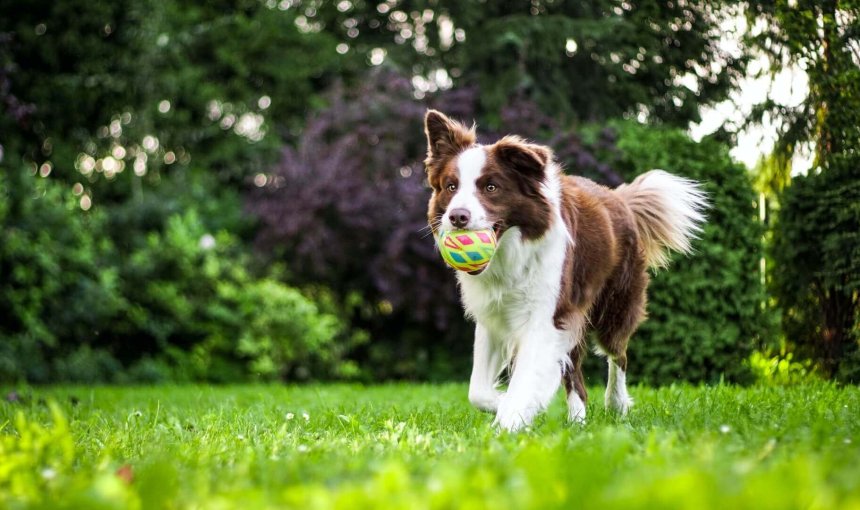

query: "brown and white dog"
left=423, top=110, right=708, bottom=431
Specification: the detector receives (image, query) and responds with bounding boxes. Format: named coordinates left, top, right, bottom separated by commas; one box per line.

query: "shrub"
left=748, top=348, right=818, bottom=386
left=0, top=168, right=124, bottom=382
left=218, top=278, right=347, bottom=380
left=771, top=157, right=860, bottom=381
left=52, top=345, right=124, bottom=384
left=0, top=165, right=349, bottom=383
left=249, top=70, right=620, bottom=380
left=113, top=209, right=351, bottom=382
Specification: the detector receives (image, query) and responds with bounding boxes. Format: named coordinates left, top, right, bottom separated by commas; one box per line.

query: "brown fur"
left=424, top=109, right=476, bottom=180
left=480, top=141, right=553, bottom=240
left=425, top=118, right=552, bottom=241
left=564, top=341, right=588, bottom=405
left=554, top=175, right=649, bottom=399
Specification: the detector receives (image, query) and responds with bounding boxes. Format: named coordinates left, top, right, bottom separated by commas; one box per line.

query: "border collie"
left=423, top=110, right=707, bottom=432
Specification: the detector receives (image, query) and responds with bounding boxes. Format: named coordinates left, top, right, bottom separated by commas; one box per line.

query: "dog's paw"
left=605, top=394, right=633, bottom=415
left=468, top=389, right=502, bottom=413
left=493, top=395, right=534, bottom=432
left=567, top=391, right=587, bottom=424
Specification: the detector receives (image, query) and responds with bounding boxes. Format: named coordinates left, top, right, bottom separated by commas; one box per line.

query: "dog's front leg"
left=494, top=324, right=566, bottom=432
left=468, top=324, right=504, bottom=413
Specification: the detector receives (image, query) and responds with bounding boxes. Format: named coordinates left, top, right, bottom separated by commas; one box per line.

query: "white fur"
left=442, top=147, right=491, bottom=232
left=567, top=390, right=587, bottom=424
left=605, top=358, right=633, bottom=415
left=619, top=169, right=709, bottom=268
left=468, top=324, right=504, bottom=412
left=458, top=160, right=582, bottom=432
left=563, top=314, right=588, bottom=423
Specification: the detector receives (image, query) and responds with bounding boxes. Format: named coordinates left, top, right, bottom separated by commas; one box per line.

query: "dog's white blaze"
left=442, top=146, right=491, bottom=231
left=605, top=358, right=633, bottom=415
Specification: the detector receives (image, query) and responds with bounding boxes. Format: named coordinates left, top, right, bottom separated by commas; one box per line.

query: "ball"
left=437, top=229, right=497, bottom=273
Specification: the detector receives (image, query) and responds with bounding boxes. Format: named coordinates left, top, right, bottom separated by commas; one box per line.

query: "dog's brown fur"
left=553, top=175, right=649, bottom=404
left=425, top=119, right=553, bottom=242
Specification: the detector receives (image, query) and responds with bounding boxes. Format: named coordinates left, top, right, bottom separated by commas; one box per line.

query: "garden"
left=1, top=0, right=858, bottom=507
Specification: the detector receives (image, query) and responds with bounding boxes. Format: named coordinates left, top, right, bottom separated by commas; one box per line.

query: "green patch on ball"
left=437, top=229, right=497, bottom=273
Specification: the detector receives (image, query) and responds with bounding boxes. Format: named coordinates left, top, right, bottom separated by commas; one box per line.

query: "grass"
left=1, top=383, right=858, bottom=509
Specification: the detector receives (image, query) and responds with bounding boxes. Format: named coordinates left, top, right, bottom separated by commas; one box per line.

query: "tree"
left=0, top=0, right=355, bottom=382
left=771, top=160, right=860, bottom=380
left=745, top=0, right=860, bottom=379
left=0, top=0, right=344, bottom=203
left=306, top=0, right=746, bottom=127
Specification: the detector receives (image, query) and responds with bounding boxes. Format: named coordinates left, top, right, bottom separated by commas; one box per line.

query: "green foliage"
left=207, top=277, right=350, bottom=381
left=106, top=208, right=351, bottom=382
left=748, top=347, right=818, bottom=386
left=745, top=1, right=860, bottom=380
left=0, top=165, right=349, bottom=383
left=0, top=403, right=75, bottom=504
left=771, top=158, right=860, bottom=381
left=310, top=0, right=745, bottom=127
left=0, top=0, right=344, bottom=191
left=0, top=384, right=858, bottom=508
left=0, top=169, right=124, bottom=382
left=744, top=0, right=860, bottom=162
left=1, top=0, right=355, bottom=384
left=591, top=122, right=770, bottom=385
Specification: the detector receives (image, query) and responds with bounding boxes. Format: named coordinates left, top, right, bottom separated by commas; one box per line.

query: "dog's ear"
left=424, top=110, right=476, bottom=170
left=493, top=136, right=552, bottom=183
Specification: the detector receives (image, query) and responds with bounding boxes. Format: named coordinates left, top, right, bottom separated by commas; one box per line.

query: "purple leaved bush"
left=248, top=69, right=620, bottom=378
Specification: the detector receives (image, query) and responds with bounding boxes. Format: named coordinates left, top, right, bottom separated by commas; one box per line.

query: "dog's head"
left=424, top=109, right=554, bottom=242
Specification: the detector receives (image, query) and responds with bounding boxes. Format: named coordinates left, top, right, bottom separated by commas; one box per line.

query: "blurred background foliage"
left=0, top=0, right=856, bottom=383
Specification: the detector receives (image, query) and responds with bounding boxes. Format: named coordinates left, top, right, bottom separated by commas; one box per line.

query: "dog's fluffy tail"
left=615, top=170, right=708, bottom=269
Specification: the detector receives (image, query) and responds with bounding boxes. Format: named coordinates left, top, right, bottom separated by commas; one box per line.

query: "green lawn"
left=1, top=383, right=858, bottom=509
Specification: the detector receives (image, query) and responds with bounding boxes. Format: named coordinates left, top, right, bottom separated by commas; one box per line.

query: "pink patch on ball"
left=457, top=235, right=473, bottom=245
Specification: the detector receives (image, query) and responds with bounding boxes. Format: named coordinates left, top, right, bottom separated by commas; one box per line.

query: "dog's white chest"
left=457, top=226, right=567, bottom=337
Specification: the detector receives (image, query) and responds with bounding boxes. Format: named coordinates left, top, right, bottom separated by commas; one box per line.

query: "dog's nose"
left=449, top=208, right=471, bottom=229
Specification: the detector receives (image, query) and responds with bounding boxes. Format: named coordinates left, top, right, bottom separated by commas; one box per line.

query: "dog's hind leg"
left=468, top=324, right=505, bottom=413
left=593, top=271, right=648, bottom=416
left=605, top=355, right=632, bottom=415
left=563, top=340, right=588, bottom=423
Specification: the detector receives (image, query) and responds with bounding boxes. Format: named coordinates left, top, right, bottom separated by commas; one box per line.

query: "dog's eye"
left=446, top=183, right=457, bottom=193
left=485, top=183, right=497, bottom=193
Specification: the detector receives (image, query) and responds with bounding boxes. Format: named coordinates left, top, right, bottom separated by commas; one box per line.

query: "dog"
left=423, top=110, right=707, bottom=431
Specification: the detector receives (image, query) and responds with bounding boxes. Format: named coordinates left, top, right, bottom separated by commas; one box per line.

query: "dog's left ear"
left=494, top=136, right=552, bottom=181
